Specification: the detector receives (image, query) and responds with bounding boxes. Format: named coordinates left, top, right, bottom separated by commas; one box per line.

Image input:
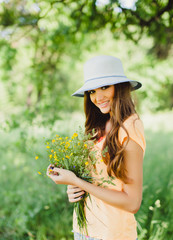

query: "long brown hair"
left=84, top=82, right=137, bottom=183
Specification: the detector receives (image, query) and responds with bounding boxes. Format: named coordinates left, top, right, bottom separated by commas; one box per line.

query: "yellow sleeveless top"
left=73, top=114, right=146, bottom=240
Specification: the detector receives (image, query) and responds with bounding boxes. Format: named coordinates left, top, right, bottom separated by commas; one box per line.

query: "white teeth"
left=99, top=101, right=109, bottom=107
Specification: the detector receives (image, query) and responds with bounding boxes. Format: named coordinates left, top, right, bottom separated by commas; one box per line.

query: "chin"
left=100, top=108, right=111, bottom=114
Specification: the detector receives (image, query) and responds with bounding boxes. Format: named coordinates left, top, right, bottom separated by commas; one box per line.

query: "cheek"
left=90, top=95, right=95, bottom=103
left=108, top=87, right=115, bottom=101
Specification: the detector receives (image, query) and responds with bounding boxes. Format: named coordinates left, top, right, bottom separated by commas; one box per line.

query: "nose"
left=95, top=89, right=104, bottom=102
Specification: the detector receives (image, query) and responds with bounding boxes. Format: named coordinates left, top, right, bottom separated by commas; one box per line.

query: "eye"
left=88, top=90, right=95, bottom=94
left=101, top=86, right=110, bottom=90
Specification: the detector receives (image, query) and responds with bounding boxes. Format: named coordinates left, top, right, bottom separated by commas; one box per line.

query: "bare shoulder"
left=123, top=139, right=144, bottom=184
left=123, top=113, right=142, bottom=127
left=124, top=138, right=144, bottom=155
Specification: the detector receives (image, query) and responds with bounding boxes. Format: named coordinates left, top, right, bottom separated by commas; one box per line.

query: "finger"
left=67, top=188, right=85, bottom=195
left=67, top=189, right=85, bottom=197
left=46, top=165, right=54, bottom=174
left=69, top=195, right=84, bottom=203
left=46, top=168, right=52, bottom=175
left=47, top=164, right=54, bottom=169
left=46, top=169, right=55, bottom=178
left=47, top=164, right=57, bottom=174
left=74, top=191, right=85, bottom=198
left=47, top=174, right=60, bottom=183
left=51, top=167, right=61, bottom=172
left=67, top=185, right=85, bottom=193
left=48, top=167, right=61, bottom=176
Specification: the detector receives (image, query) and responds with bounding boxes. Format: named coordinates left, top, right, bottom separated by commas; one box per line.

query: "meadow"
left=0, top=112, right=173, bottom=240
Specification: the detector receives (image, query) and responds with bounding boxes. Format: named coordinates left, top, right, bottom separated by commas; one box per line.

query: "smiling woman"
left=88, top=85, right=115, bottom=114
left=47, top=55, right=145, bottom=240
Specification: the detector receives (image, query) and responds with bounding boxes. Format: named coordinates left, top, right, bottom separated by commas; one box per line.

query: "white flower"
left=155, top=199, right=161, bottom=208
left=149, top=206, right=154, bottom=211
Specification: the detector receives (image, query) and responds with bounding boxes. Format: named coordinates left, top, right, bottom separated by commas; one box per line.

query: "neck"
left=105, top=119, right=112, bottom=135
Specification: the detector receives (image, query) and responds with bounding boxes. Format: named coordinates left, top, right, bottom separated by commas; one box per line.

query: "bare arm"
left=48, top=139, right=144, bottom=213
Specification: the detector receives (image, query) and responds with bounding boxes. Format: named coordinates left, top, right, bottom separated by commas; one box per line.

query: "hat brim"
left=72, top=76, right=142, bottom=97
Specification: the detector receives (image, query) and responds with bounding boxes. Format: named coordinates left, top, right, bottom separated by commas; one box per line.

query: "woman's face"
left=88, top=85, right=115, bottom=114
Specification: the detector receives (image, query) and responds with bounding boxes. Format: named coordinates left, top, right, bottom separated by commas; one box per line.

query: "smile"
left=98, top=101, right=109, bottom=108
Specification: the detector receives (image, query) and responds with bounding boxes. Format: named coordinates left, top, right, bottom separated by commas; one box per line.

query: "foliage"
left=0, top=0, right=98, bottom=125
left=0, top=0, right=173, bottom=59
left=0, top=0, right=173, bottom=126
left=136, top=129, right=173, bottom=240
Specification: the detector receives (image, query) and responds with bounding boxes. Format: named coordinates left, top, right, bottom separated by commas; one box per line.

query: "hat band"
left=85, top=75, right=127, bottom=83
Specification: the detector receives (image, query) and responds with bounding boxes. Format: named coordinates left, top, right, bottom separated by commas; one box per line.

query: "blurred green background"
left=0, top=0, right=173, bottom=239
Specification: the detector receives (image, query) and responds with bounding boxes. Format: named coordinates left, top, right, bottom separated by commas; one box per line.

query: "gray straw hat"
left=72, top=55, right=142, bottom=97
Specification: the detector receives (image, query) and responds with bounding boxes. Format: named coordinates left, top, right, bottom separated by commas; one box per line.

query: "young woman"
left=47, top=55, right=146, bottom=240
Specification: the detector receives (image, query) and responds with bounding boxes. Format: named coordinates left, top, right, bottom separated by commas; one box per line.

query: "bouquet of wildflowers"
left=46, top=130, right=97, bottom=233
left=45, top=129, right=115, bottom=234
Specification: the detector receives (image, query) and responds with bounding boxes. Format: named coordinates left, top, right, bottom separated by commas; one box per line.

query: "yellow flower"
left=58, top=137, right=62, bottom=140
left=46, top=142, right=49, bottom=145
left=78, top=142, right=80, bottom=145
left=85, top=162, right=89, bottom=165
left=46, top=146, right=50, bottom=148
left=70, top=153, right=73, bottom=156
left=52, top=139, right=55, bottom=143
left=35, top=156, right=39, bottom=160
left=51, top=149, right=54, bottom=153
left=56, top=134, right=59, bottom=137
left=72, top=133, right=78, bottom=139
left=54, top=154, right=57, bottom=158
left=101, top=159, right=103, bottom=162
left=65, top=142, right=70, bottom=148
left=37, top=171, right=42, bottom=175
left=49, top=154, right=52, bottom=158
left=84, top=144, right=87, bottom=148
left=66, top=155, right=70, bottom=159
left=65, top=137, right=69, bottom=139
left=69, top=140, right=72, bottom=142
left=54, top=151, right=56, bottom=154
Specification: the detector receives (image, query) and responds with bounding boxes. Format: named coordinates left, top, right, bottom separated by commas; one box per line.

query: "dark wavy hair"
left=84, top=82, right=137, bottom=183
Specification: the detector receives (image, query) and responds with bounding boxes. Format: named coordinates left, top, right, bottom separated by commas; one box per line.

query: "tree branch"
left=119, top=0, right=173, bottom=27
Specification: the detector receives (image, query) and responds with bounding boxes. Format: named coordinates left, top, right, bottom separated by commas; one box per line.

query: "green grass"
left=0, top=112, right=173, bottom=240
left=136, top=130, right=173, bottom=240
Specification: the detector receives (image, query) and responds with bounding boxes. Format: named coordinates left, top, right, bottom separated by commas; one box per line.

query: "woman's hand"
left=46, top=165, right=78, bottom=185
left=67, top=185, right=85, bottom=203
